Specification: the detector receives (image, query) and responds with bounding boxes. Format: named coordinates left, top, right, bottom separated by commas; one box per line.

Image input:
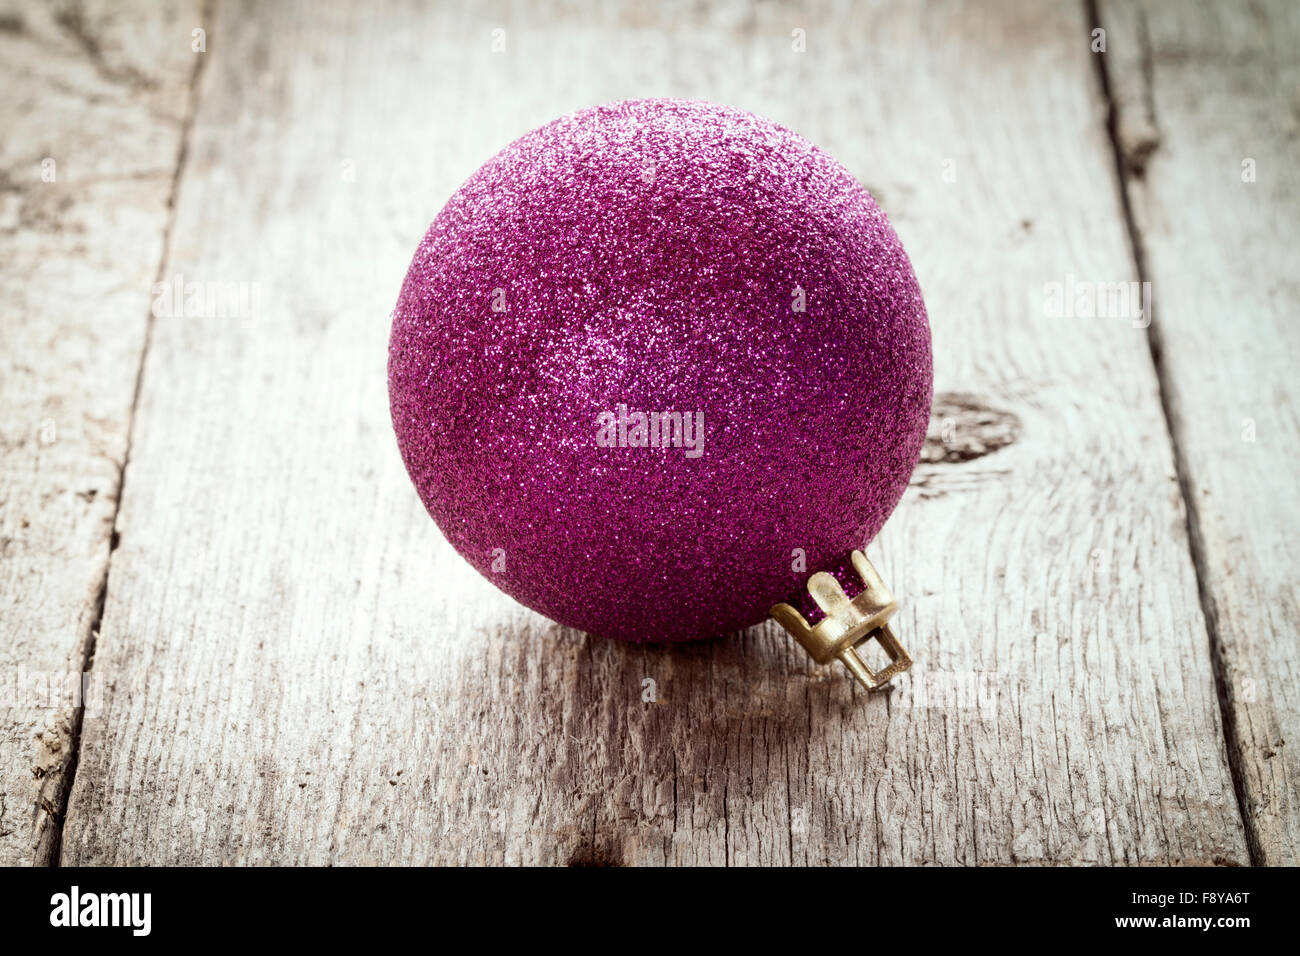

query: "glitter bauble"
left=389, top=99, right=932, bottom=643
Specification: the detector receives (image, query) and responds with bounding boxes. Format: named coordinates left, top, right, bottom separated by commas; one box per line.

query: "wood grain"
left=1098, top=0, right=1300, bottom=865
left=49, top=0, right=1250, bottom=864
left=0, top=0, right=200, bottom=865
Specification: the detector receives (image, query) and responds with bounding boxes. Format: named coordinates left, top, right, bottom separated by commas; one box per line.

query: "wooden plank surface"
left=0, top=0, right=199, bottom=865
left=1098, top=0, right=1300, bottom=865
left=42, top=0, right=1254, bottom=866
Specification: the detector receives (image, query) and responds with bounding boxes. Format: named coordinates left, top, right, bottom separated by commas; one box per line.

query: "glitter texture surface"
left=389, top=99, right=932, bottom=642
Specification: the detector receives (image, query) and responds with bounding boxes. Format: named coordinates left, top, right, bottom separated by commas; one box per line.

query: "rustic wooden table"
left=1, top=0, right=1295, bottom=866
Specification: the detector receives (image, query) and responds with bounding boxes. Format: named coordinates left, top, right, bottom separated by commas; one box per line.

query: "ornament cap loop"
left=770, top=551, right=913, bottom=692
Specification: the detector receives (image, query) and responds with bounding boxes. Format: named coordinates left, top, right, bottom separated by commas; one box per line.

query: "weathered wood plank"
left=1098, top=0, right=1300, bottom=864
left=60, top=0, right=1247, bottom=864
left=0, top=0, right=200, bottom=865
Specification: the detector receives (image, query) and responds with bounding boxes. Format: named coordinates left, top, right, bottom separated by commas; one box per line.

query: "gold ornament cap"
left=770, top=550, right=913, bottom=691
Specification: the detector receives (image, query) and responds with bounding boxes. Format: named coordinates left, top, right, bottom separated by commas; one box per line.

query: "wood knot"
left=566, top=842, right=625, bottom=867
left=921, top=393, right=1022, bottom=464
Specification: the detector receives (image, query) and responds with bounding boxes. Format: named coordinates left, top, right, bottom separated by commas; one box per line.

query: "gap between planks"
left=1084, top=0, right=1259, bottom=864
left=41, top=0, right=216, bottom=868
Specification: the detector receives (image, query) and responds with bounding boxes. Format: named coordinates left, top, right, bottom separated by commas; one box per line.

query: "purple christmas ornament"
left=389, top=99, right=932, bottom=663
